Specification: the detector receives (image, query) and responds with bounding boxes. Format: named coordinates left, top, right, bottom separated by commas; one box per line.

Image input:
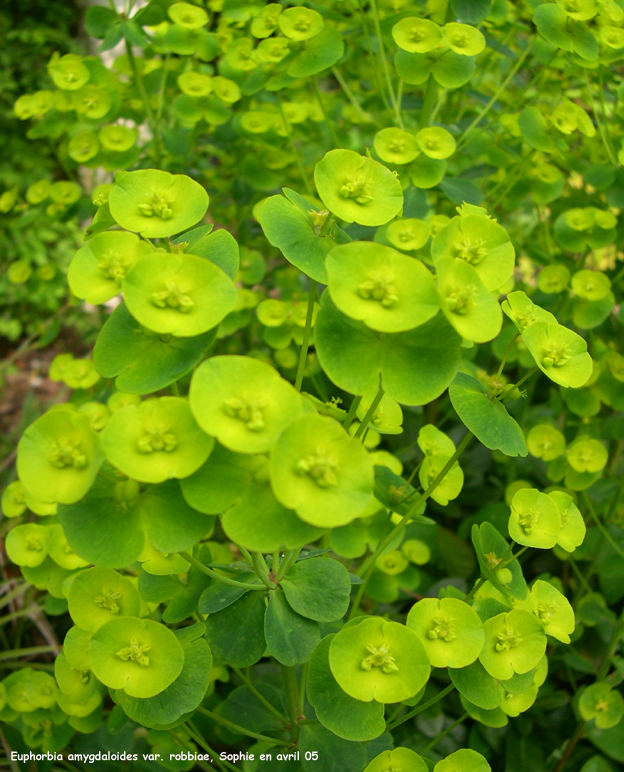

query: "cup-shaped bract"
left=68, top=567, right=141, bottom=633
left=392, top=17, right=442, bottom=53
left=17, top=409, right=103, bottom=504
left=89, top=617, right=184, bottom=698
left=436, top=257, right=503, bottom=343
left=442, top=23, right=486, bottom=55
left=572, top=269, right=611, bottom=301
left=365, top=748, right=428, bottom=772
left=479, top=609, right=547, bottom=680
left=435, top=750, right=491, bottom=772
left=374, top=128, right=420, bottom=165
left=548, top=491, right=586, bottom=552
left=555, top=0, right=598, bottom=20
left=6, top=524, right=50, bottom=568
left=72, top=85, right=111, bottom=120
left=48, top=53, right=90, bottom=91
left=251, top=3, right=282, bottom=37
left=68, top=132, right=99, bottom=163
left=68, top=232, right=153, bottom=306
left=419, top=454, right=464, bottom=506
left=530, top=580, right=575, bottom=643
left=108, top=170, right=209, bottom=238
left=314, top=149, right=403, bottom=227
left=123, top=252, right=237, bottom=336
left=527, top=424, right=566, bottom=461
left=177, top=72, right=213, bottom=97
left=101, top=397, right=213, bottom=484
left=189, top=356, right=303, bottom=454
left=402, top=539, right=431, bottom=565
left=418, top=424, right=456, bottom=457
left=355, top=390, right=403, bottom=435
left=2, top=480, right=27, bottom=518
left=432, top=213, right=515, bottom=291
left=99, top=125, right=137, bottom=152
left=326, top=242, right=439, bottom=333
left=538, top=264, right=570, bottom=294
left=329, top=617, right=430, bottom=703
left=502, top=291, right=557, bottom=332
left=278, top=6, right=324, bottom=40
left=269, top=414, right=374, bottom=527
left=566, top=437, right=608, bottom=473
left=522, top=322, right=593, bottom=388
left=416, top=127, right=456, bottom=160
left=579, top=682, right=624, bottom=728
left=168, top=2, right=208, bottom=28
left=407, top=597, right=485, bottom=668
left=508, top=488, right=562, bottom=548
left=386, top=218, right=431, bottom=252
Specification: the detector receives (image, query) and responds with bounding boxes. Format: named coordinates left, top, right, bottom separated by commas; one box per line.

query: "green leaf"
left=533, top=3, right=599, bottom=60
left=451, top=0, right=493, bottom=24
left=171, top=226, right=239, bottom=281
left=264, top=589, right=320, bottom=666
left=219, top=684, right=285, bottom=734
left=307, top=635, right=386, bottom=742
left=287, top=28, right=344, bottom=78
left=198, top=576, right=258, bottom=615
left=472, top=522, right=527, bottom=600
left=281, top=558, right=352, bottom=622
left=58, top=477, right=144, bottom=569
left=299, top=723, right=368, bottom=772
left=114, top=624, right=212, bottom=729
left=518, top=107, right=559, bottom=154
left=85, top=6, right=118, bottom=38
left=203, top=590, right=267, bottom=667
left=448, top=660, right=501, bottom=710
left=94, top=303, right=216, bottom=395
left=257, top=193, right=349, bottom=283
left=140, top=481, right=215, bottom=554
left=449, top=373, right=528, bottom=457
left=439, top=177, right=484, bottom=205
left=315, top=293, right=461, bottom=406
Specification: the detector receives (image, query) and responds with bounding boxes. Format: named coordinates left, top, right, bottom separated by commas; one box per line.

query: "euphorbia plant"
left=2, top=0, right=624, bottom=770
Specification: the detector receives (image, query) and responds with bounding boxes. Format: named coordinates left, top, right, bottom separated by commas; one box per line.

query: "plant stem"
left=420, top=75, right=438, bottom=128
left=370, top=0, right=403, bottom=128
left=552, top=723, right=585, bottom=772
left=185, top=722, right=235, bottom=772
left=232, top=667, right=288, bottom=723
left=311, top=77, right=340, bottom=147
left=496, top=331, right=520, bottom=376
left=585, top=70, right=617, bottom=167
left=0, top=604, right=44, bottom=627
left=356, top=0, right=392, bottom=115
left=251, top=552, right=276, bottom=589
left=423, top=712, right=469, bottom=754
left=294, top=281, right=317, bottom=392
left=358, top=432, right=474, bottom=576
left=282, top=665, right=302, bottom=742
left=196, top=706, right=289, bottom=746
left=0, top=645, right=58, bottom=662
left=275, top=548, right=301, bottom=582
left=495, top=366, right=539, bottom=402
left=179, top=551, right=266, bottom=591
left=354, top=386, right=384, bottom=439
left=386, top=683, right=455, bottom=731
left=332, top=67, right=369, bottom=121
left=125, top=40, right=161, bottom=165
left=276, top=93, right=312, bottom=194
left=0, top=583, right=29, bottom=611
left=319, top=212, right=335, bottom=237
left=343, top=395, right=362, bottom=431
left=582, top=493, right=624, bottom=561
left=298, top=662, right=308, bottom=715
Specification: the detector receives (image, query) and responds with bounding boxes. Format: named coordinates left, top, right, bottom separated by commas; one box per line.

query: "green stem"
left=0, top=604, right=44, bottom=627
left=276, top=93, right=312, bottom=194
left=386, top=684, right=455, bottom=731
left=358, top=432, right=474, bottom=576
left=496, top=331, right=521, bottom=377
left=343, top=395, right=362, bottom=431
left=311, top=77, right=340, bottom=147
left=457, top=39, right=534, bottom=149
left=282, top=665, right=302, bottom=742
left=125, top=40, right=161, bottom=165
left=170, top=381, right=180, bottom=396
left=298, top=662, right=308, bottom=715
left=332, top=67, right=369, bottom=121
left=370, top=0, right=403, bottom=128
left=423, top=712, right=469, bottom=754
left=319, top=212, right=336, bottom=237
left=354, top=386, right=384, bottom=439
left=232, top=667, right=288, bottom=723
left=552, top=723, right=586, bottom=772
left=252, top=552, right=276, bottom=589
left=184, top=722, right=234, bottom=772
left=275, top=549, right=301, bottom=582
left=585, top=70, right=617, bottom=166
left=179, top=551, right=266, bottom=591
left=0, top=645, right=58, bottom=662
left=0, top=583, right=29, bottom=611
left=582, top=493, right=624, bottom=561
left=495, top=366, right=539, bottom=402
left=294, top=281, right=317, bottom=392
left=597, top=607, right=624, bottom=681
left=196, top=706, right=289, bottom=746
left=420, top=75, right=438, bottom=128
